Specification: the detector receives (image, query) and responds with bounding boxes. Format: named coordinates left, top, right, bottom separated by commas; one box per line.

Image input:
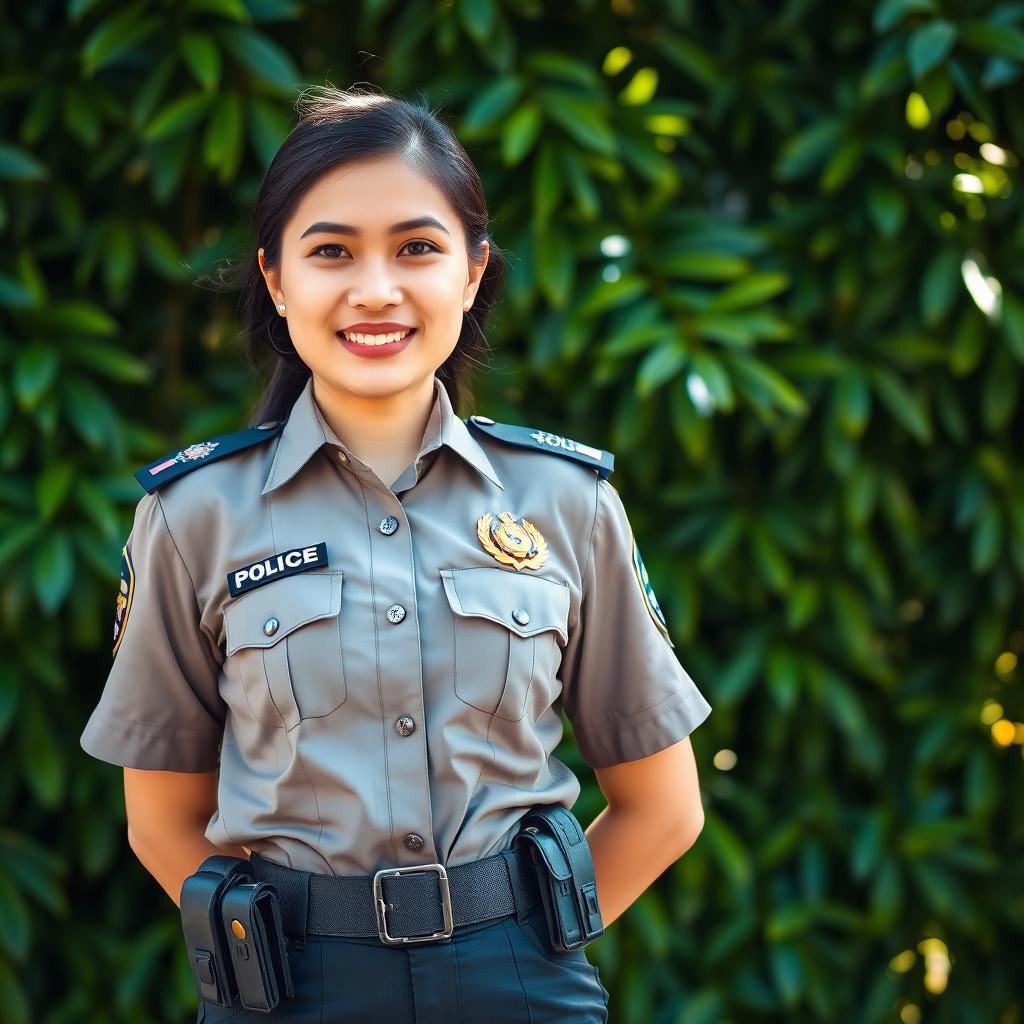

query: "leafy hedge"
left=2, top=1, right=1022, bottom=1021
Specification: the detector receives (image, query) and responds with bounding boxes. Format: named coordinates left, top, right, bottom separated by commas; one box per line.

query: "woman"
left=80, top=85, right=713, bottom=1023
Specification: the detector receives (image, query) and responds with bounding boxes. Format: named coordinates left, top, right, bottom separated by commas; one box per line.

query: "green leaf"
left=526, top=51, right=604, bottom=90
left=728, top=352, right=808, bottom=415
left=654, top=35, right=720, bottom=88
left=835, top=369, right=871, bottom=437
left=204, top=91, right=245, bottom=179
left=501, top=103, right=542, bottom=165
left=247, top=97, right=292, bottom=168
left=664, top=252, right=750, bottom=281
left=462, top=77, right=524, bottom=133
left=532, top=225, right=574, bottom=308
left=0, top=144, right=49, bottom=183
left=187, top=0, right=253, bottom=20
left=532, top=142, right=562, bottom=225
left=869, top=367, right=932, bottom=442
left=1001, top=292, right=1024, bottom=362
left=774, top=118, right=843, bottom=180
left=65, top=340, right=151, bottom=383
left=181, top=32, right=222, bottom=91
left=36, top=462, right=75, bottom=520
left=0, top=871, right=30, bottom=963
left=12, top=346, right=59, bottom=410
left=873, top=0, right=937, bottom=33
left=867, top=183, right=907, bottom=238
left=46, top=300, right=119, bottom=336
left=908, top=20, right=958, bottom=78
left=32, top=532, right=74, bottom=613
left=457, top=0, right=497, bottom=41
left=981, top=347, right=1018, bottom=432
left=960, top=19, right=1024, bottom=63
left=706, top=272, right=789, bottom=312
left=690, top=351, right=734, bottom=411
left=61, top=376, right=119, bottom=450
left=142, top=92, right=212, bottom=142
left=138, top=221, right=186, bottom=281
left=636, top=341, right=687, bottom=397
left=541, top=91, right=618, bottom=156
left=921, top=246, right=960, bottom=326
left=80, top=4, right=160, bottom=76
left=219, top=26, right=302, bottom=91
left=768, top=942, right=805, bottom=1006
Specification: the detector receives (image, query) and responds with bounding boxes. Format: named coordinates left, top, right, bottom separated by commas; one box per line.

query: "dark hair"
left=210, top=84, right=506, bottom=425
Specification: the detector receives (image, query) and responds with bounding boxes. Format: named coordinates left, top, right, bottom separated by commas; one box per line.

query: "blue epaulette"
left=465, top=415, right=614, bottom=479
left=133, top=421, right=285, bottom=493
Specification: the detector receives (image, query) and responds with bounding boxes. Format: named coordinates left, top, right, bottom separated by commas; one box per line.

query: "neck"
left=310, top=374, right=437, bottom=483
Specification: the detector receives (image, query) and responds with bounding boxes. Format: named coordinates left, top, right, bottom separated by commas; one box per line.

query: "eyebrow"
left=299, top=216, right=451, bottom=239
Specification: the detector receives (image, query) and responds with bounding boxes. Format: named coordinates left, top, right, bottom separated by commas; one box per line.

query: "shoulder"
left=132, top=420, right=285, bottom=495
left=464, top=415, right=614, bottom=481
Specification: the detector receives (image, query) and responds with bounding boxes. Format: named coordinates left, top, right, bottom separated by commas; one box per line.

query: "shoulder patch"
left=133, top=421, right=284, bottom=493
left=465, top=416, right=614, bottom=479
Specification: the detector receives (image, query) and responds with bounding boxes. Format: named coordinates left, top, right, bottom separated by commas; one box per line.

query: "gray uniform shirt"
left=81, top=375, right=712, bottom=875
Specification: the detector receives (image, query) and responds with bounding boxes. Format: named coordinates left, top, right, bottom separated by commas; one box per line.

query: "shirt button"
left=404, top=833, right=425, bottom=851
left=512, top=608, right=530, bottom=627
left=386, top=604, right=406, bottom=624
left=263, top=617, right=279, bottom=636
left=395, top=715, right=415, bottom=737
left=379, top=516, right=400, bottom=536
left=337, top=450, right=348, bottom=463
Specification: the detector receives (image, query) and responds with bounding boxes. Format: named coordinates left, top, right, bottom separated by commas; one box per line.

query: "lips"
left=337, top=328, right=416, bottom=347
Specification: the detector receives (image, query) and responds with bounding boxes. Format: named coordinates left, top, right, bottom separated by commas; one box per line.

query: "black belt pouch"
left=180, top=854, right=293, bottom=1012
left=513, top=805, right=605, bottom=952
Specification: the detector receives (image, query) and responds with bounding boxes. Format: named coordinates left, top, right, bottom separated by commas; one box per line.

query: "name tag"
left=227, top=542, right=328, bottom=597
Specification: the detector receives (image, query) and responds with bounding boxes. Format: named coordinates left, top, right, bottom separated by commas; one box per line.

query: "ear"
left=258, top=247, right=283, bottom=308
left=465, top=239, right=490, bottom=308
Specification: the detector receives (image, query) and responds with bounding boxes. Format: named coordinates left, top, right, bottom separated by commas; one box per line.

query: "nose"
left=347, top=256, right=402, bottom=308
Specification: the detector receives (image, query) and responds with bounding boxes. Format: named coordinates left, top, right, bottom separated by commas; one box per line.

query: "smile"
left=340, top=329, right=413, bottom=346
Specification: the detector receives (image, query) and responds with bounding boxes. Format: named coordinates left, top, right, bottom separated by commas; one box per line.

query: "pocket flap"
left=517, top=830, right=573, bottom=881
left=439, top=567, right=569, bottom=643
left=224, top=572, right=342, bottom=655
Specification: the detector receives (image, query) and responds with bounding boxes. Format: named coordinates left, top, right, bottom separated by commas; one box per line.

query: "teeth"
left=341, top=329, right=411, bottom=346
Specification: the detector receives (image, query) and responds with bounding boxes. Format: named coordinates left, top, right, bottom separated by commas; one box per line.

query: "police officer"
left=80, top=87, right=712, bottom=1023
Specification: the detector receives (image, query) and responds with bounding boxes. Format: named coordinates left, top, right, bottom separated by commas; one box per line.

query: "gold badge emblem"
left=476, top=511, right=548, bottom=571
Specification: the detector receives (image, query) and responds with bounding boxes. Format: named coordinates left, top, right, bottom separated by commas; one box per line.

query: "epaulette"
left=465, top=415, right=614, bottom=479
left=133, top=421, right=285, bottom=493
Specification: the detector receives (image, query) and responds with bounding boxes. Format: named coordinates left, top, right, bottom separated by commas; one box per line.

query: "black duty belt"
left=248, top=846, right=541, bottom=945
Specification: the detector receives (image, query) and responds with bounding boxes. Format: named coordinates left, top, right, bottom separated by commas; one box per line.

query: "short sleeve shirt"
left=80, top=375, right=712, bottom=874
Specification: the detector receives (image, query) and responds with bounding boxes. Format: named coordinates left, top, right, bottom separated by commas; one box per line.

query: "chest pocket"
left=222, top=571, right=345, bottom=729
left=440, top=567, right=570, bottom=722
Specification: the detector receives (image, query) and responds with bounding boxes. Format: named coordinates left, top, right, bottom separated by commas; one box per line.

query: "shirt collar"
left=261, top=375, right=504, bottom=496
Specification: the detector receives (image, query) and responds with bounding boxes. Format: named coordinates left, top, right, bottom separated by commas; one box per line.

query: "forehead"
left=287, top=157, right=457, bottom=235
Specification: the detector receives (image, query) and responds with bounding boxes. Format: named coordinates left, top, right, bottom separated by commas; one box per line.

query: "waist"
left=249, top=845, right=542, bottom=946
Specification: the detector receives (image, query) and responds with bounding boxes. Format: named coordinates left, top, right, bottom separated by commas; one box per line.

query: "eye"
left=402, top=240, right=439, bottom=256
left=308, top=240, right=439, bottom=259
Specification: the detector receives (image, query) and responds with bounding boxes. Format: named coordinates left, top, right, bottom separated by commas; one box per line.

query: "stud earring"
left=277, top=303, right=286, bottom=313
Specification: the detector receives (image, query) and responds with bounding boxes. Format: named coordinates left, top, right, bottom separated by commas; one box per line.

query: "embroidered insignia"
left=631, top=539, right=675, bottom=648
left=476, top=512, right=548, bottom=571
left=147, top=440, right=220, bottom=478
left=112, top=543, right=135, bottom=657
left=133, top=421, right=284, bottom=494
left=465, top=417, right=614, bottom=479
left=227, top=542, right=329, bottom=597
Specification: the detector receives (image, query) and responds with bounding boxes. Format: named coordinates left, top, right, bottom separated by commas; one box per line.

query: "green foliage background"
left=2, top=0, right=1022, bottom=1021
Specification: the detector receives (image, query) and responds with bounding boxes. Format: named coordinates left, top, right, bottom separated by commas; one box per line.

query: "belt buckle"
left=372, top=863, right=454, bottom=945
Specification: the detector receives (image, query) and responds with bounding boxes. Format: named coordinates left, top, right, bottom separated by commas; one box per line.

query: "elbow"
left=664, top=807, right=705, bottom=853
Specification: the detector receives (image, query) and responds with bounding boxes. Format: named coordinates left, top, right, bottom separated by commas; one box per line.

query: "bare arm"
left=124, top=767, right=250, bottom=908
left=585, top=736, right=706, bottom=927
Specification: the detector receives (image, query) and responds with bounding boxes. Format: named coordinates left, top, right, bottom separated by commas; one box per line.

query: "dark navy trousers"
left=196, top=900, right=610, bottom=1023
